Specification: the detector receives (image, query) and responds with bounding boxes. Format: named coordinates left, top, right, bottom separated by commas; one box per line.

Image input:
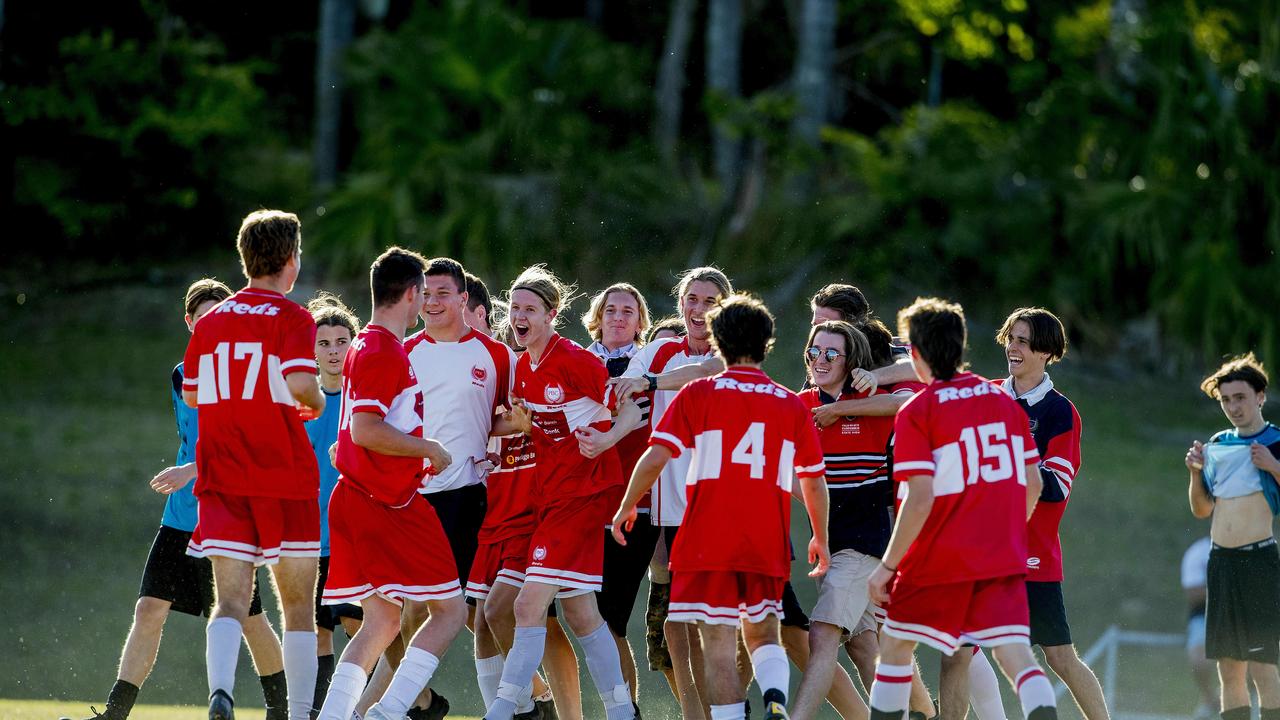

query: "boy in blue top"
left=1186, top=353, right=1280, bottom=720
left=66, top=279, right=288, bottom=720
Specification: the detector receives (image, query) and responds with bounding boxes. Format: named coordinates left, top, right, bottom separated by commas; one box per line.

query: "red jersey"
left=892, top=372, right=1040, bottom=585
left=334, top=324, right=428, bottom=508
left=182, top=288, right=319, bottom=500
left=650, top=367, right=826, bottom=578
left=516, top=334, right=622, bottom=499
left=479, top=432, right=537, bottom=543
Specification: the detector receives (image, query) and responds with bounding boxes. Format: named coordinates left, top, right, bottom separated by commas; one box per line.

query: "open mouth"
left=1007, top=355, right=1023, bottom=369
left=514, top=323, right=530, bottom=341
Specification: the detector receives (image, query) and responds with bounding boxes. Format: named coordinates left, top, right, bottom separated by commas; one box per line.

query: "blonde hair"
left=582, top=283, right=651, bottom=343
left=307, top=291, right=361, bottom=336
left=509, top=264, right=578, bottom=327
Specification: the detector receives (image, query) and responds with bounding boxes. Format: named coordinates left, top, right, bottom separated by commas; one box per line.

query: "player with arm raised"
left=1186, top=354, right=1280, bottom=720
left=182, top=211, right=326, bottom=720
left=866, top=298, right=1058, bottom=720
left=612, top=294, right=830, bottom=720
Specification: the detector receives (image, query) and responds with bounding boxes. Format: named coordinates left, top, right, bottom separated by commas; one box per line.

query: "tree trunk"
left=585, top=0, right=605, bottom=26
left=313, top=0, right=357, bottom=196
left=706, top=0, right=743, bottom=190
left=788, top=0, right=836, bottom=198
left=654, top=0, right=698, bottom=162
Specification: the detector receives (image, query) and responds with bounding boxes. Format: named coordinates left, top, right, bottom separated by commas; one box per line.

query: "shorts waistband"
left=1212, top=537, right=1277, bottom=552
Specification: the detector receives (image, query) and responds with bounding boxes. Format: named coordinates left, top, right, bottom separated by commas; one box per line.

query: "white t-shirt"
left=623, top=336, right=716, bottom=526
left=405, top=328, right=516, bottom=494
left=1181, top=536, right=1212, bottom=589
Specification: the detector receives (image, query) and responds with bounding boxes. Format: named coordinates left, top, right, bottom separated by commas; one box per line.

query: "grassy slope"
left=0, top=275, right=1233, bottom=719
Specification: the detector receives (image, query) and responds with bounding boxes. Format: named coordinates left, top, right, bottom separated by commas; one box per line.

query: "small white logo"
left=1027, top=556, right=1041, bottom=568
left=545, top=384, right=564, bottom=403
left=533, top=545, right=548, bottom=561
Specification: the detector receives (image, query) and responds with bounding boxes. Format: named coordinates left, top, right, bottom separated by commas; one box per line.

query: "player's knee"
left=432, top=595, right=469, bottom=631
left=512, top=592, right=550, bottom=627
left=1219, top=660, right=1248, bottom=684
left=134, top=596, right=170, bottom=628
left=1041, top=643, right=1078, bottom=672
left=214, top=597, right=252, bottom=621
left=1247, top=662, right=1280, bottom=688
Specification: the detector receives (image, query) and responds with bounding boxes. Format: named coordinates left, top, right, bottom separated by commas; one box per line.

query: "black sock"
left=104, top=679, right=139, bottom=720
left=910, top=712, right=929, bottom=720
left=870, top=709, right=906, bottom=720
left=763, top=688, right=786, bottom=707
left=313, top=654, right=336, bottom=716
left=1027, top=707, right=1059, bottom=720
left=1223, top=707, right=1252, bottom=720
left=260, top=670, right=288, bottom=719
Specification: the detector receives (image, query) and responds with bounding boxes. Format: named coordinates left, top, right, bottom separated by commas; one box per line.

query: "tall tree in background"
left=788, top=0, right=836, bottom=196
left=655, top=0, right=698, bottom=162
left=706, top=0, right=743, bottom=190
left=313, top=0, right=356, bottom=195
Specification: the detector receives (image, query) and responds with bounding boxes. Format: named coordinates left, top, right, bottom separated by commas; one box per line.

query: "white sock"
left=476, top=654, right=504, bottom=709
left=488, top=626, right=547, bottom=720
left=283, top=630, right=318, bottom=720
left=711, top=703, right=748, bottom=720
left=576, top=623, right=632, bottom=720
left=206, top=617, right=243, bottom=697
left=1014, top=667, right=1056, bottom=716
left=749, top=643, right=789, bottom=702
left=968, top=649, right=1007, bottom=720
left=869, top=662, right=913, bottom=715
left=316, top=662, right=366, bottom=720
left=379, top=647, right=442, bottom=715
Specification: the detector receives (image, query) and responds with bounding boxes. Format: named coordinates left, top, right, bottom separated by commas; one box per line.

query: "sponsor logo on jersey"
left=544, top=384, right=564, bottom=403
left=532, top=545, right=548, bottom=561
left=1027, top=556, right=1041, bottom=568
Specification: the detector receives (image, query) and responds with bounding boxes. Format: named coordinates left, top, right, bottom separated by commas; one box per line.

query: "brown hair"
left=897, top=297, right=967, bottom=381
left=672, top=266, right=733, bottom=312
left=237, top=209, right=301, bottom=279
left=582, top=282, right=652, bottom=343
left=811, top=284, right=871, bottom=323
left=308, top=292, right=361, bottom=336
left=856, top=318, right=896, bottom=369
left=509, top=264, right=578, bottom=327
left=708, top=294, right=775, bottom=364
left=371, top=246, right=427, bottom=308
left=1201, top=353, right=1269, bottom=399
left=646, top=315, right=686, bottom=344
left=184, top=278, right=232, bottom=317
left=804, top=321, right=873, bottom=393
left=996, top=307, right=1067, bottom=363
left=425, top=257, right=467, bottom=293
left=466, top=272, right=492, bottom=316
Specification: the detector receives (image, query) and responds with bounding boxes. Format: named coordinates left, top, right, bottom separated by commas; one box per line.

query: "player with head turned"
left=613, top=294, right=831, bottom=720
left=866, top=298, right=1057, bottom=720
left=64, top=279, right=289, bottom=720
left=465, top=271, right=495, bottom=334
left=480, top=265, right=636, bottom=720
left=182, top=211, right=328, bottom=720
left=314, top=247, right=464, bottom=720
left=304, top=292, right=366, bottom=714
left=1186, top=353, right=1280, bottom=720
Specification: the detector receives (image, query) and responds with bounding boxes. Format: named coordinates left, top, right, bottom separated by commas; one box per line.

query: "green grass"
left=0, top=272, right=1234, bottom=718
left=0, top=698, right=483, bottom=719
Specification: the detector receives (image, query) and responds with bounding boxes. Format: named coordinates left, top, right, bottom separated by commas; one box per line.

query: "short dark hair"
left=811, top=283, right=870, bottom=323
left=184, top=278, right=232, bottom=317
left=856, top=318, right=896, bottom=369
left=646, top=315, right=686, bottom=344
left=465, top=272, right=492, bottom=316
left=708, top=294, right=775, bottom=364
left=804, top=321, right=873, bottom=393
left=371, top=247, right=427, bottom=308
left=1201, top=353, right=1269, bottom=399
left=897, top=297, right=967, bottom=381
left=425, top=257, right=467, bottom=293
left=237, top=210, right=301, bottom=279
left=996, top=307, right=1067, bottom=363
left=308, top=291, right=361, bottom=336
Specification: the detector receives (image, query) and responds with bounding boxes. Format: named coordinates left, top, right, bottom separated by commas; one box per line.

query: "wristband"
left=645, top=372, right=658, bottom=392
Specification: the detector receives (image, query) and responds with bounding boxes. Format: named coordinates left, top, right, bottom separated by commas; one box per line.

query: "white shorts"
left=810, top=549, right=882, bottom=637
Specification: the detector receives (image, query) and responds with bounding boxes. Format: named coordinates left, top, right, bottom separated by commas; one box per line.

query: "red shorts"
left=524, top=491, right=611, bottom=597
left=322, top=483, right=462, bottom=607
left=882, top=573, right=1030, bottom=655
left=466, top=533, right=533, bottom=600
left=669, top=570, right=785, bottom=627
left=187, top=491, right=320, bottom=566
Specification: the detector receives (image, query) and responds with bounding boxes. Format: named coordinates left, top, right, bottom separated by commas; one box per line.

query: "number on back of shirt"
left=714, top=421, right=795, bottom=491
left=200, top=342, right=264, bottom=402
left=957, top=421, right=1020, bottom=485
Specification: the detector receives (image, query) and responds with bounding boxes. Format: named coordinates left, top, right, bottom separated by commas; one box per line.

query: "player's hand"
left=1185, top=440, right=1205, bottom=472
left=812, top=404, right=840, bottom=428
left=608, top=376, right=649, bottom=401
left=807, top=537, right=831, bottom=578
left=328, top=442, right=338, bottom=466
left=296, top=402, right=321, bottom=421
left=611, top=505, right=638, bottom=546
left=506, top=399, right=533, bottom=434
left=868, top=562, right=895, bottom=605
left=1251, top=442, right=1280, bottom=475
left=150, top=466, right=193, bottom=495
left=849, top=368, right=877, bottom=394
left=576, top=425, right=614, bottom=459
left=424, top=440, right=452, bottom=474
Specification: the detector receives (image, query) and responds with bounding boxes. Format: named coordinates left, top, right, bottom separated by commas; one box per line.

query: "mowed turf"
left=0, top=272, right=1224, bottom=719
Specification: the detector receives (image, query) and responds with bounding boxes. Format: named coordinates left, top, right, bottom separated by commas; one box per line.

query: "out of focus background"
left=2, top=1, right=1277, bottom=718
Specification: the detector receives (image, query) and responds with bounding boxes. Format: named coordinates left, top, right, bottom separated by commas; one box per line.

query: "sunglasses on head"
left=806, top=346, right=844, bottom=363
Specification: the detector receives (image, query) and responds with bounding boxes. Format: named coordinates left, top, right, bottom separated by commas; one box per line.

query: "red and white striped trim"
left=796, top=462, right=827, bottom=478
left=323, top=580, right=462, bottom=607
left=959, top=624, right=1030, bottom=648
left=494, top=569, right=526, bottom=588
left=186, top=538, right=314, bottom=567
left=882, top=618, right=963, bottom=654
left=280, top=358, right=318, bottom=374
left=650, top=431, right=686, bottom=455
left=465, top=581, right=492, bottom=600
left=1014, top=667, right=1047, bottom=690
left=350, top=398, right=389, bottom=415
left=894, top=460, right=935, bottom=474
left=523, top=566, right=603, bottom=592
left=668, top=599, right=784, bottom=627
left=873, top=664, right=914, bottom=684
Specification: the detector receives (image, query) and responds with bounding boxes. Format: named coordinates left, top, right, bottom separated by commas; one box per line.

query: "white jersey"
left=405, top=328, right=516, bottom=494
left=1181, top=536, right=1212, bottom=589
left=623, top=336, right=716, bottom=526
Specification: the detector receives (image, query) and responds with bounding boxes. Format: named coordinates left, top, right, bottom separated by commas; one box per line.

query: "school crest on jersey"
left=1028, top=418, right=1040, bottom=433
left=533, top=545, right=548, bottom=561
left=544, top=384, right=564, bottom=403
left=472, top=365, right=487, bottom=382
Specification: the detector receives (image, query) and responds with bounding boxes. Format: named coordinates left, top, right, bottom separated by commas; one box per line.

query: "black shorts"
left=1206, top=539, right=1280, bottom=664
left=1027, top=581, right=1072, bottom=647
left=423, top=483, right=487, bottom=586
left=597, top=514, right=662, bottom=638
left=315, top=555, right=364, bottom=632
left=781, top=581, right=810, bottom=630
left=139, top=526, right=264, bottom=618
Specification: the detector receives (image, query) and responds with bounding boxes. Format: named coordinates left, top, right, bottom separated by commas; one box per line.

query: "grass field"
left=0, top=266, right=1238, bottom=719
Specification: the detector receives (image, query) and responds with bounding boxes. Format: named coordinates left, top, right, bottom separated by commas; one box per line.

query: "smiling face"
left=1004, top=319, right=1050, bottom=382
left=601, top=291, right=641, bottom=349
left=508, top=288, right=555, bottom=351
left=807, top=330, right=849, bottom=393
left=1218, top=380, right=1266, bottom=431
left=421, top=273, right=467, bottom=333
left=681, top=280, right=724, bottom=343
left=315, top=324, right=353, bottom=383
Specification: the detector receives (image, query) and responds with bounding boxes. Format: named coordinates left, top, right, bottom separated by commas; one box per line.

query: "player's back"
left=654, top=367, right=824, bottom=578
left=892, top=371, right=1040, bottom=585
left=182, top=288, right=319, bottom=499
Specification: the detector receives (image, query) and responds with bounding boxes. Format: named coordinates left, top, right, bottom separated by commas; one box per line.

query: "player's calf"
left=991, top=644, right=1057, bottom=720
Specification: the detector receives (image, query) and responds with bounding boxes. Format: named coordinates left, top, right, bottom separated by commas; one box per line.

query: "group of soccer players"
left=66, top=205, right=1277, bottom=720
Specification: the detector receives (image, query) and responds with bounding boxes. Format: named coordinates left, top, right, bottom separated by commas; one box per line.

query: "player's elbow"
left=182, top=389, right=199, bottom=408
left=1190, top=499, right=1214, bottom=519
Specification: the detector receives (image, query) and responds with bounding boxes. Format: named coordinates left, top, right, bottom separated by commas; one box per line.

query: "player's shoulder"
left=403, top=328, right=432, bottom=353
left=1208, top=428, right=1238, bottom=445
left=796, top=386, right=821, bottom=409
left=471, top=329, right=517, bottom=362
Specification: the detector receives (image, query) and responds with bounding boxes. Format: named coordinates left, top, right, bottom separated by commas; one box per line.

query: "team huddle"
left=68, top=208, right=1280, bottom=720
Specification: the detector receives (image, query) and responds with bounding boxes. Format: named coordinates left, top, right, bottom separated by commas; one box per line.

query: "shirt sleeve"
left=650, top=383, right=698, bottom=457
left=181, top=332, right=202, bottom=393
left=569, top=349, right=610, bottom=406
left=1038, top=401, right=1081, bottom=503
left=622, top=338, right=666, bottom=379
left=793, top=404, right=826, bottom=479
left=347, top=351, right=402, bottom=418
left=891, top=398, right=935, bottom=482
left=279, top=305, right=319, bottom=377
